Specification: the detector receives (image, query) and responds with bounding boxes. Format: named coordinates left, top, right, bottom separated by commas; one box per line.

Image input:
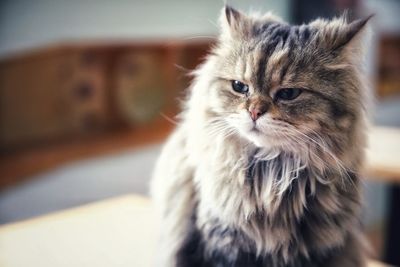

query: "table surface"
left=366, top=126, right=400, bottom=182
left=0, top=195, right=158, bottom=267
left=0, top=195, right=390, bottom=267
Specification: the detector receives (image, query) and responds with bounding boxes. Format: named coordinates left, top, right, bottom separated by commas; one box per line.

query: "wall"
left=0, top=0, right=289, bottom=59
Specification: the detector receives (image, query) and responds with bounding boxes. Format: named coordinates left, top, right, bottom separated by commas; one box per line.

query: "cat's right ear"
left=219, top=6, right=250, bottom=40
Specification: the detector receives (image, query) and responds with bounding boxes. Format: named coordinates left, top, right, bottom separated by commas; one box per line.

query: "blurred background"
left=0, top=0, right=399, bottom=265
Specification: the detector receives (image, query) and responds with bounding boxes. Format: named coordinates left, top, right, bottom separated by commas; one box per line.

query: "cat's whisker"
left=289, top=126, right=355, bottom=188
left=182, top=35, right=217, bottom=41
left=174, top=64, right=192, bottom=73
left=282, top=125, right=345, bottom=168
left=207, top=19, right=219, bottom=29
left=206, top=120, right=238, bottom=140
left=160, top=113, right=179, bottom=125
left=260, top=123, right=347, bottom=186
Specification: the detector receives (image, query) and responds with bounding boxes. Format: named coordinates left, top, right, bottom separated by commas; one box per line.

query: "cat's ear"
left=312, top=15, right=373, bottom=53
left=219, top=6, right=251, bottom=39
left=334, top=15, right=373, bottom=51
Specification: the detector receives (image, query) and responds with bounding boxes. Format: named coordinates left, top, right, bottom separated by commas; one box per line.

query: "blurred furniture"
left=0, top=40, right=212, bottom=189
left=366, top=127, right=400, bottom=266
left=377, top=36, right=400, bottom=98
left=0, top=194, right=390, bottom=267
left=0, top=41, right=210, bottom=150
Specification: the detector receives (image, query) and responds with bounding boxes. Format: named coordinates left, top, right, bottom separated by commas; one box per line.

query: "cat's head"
left=196, top=6, right=371, bottom=160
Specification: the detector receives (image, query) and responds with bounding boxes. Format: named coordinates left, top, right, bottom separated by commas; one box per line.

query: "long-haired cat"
left=151, top=6, right=371, bottom=267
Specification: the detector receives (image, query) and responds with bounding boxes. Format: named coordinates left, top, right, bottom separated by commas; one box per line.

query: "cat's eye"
left=275, top=88, right=302, bottom=101
left=231, top=80, right=249, bottom=94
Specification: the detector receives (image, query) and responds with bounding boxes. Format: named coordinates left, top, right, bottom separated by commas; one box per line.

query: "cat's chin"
left=243, top=131, right=280, bottom=149
left=232, top=117, right=291, bottom=150
left=241, top=128, right=296, bottom=152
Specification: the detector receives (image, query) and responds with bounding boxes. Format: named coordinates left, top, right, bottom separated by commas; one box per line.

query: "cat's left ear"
left=219, top=6, right=251, bottom=39
left=335, top=15, right=373, bottom=51
left=313, top=15, right=373, bottom=53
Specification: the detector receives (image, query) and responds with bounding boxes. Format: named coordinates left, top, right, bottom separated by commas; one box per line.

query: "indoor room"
left=0, top=0, right=399, bottom=266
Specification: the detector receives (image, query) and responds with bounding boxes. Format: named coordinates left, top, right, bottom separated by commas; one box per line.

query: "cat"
left=151, top=5, right=372, bottom=267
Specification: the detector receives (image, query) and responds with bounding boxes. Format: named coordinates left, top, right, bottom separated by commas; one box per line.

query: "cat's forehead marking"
left=251, top=23, right=316, bottom=91
left=244, top=47, right=262, bottom=84
left=244, top=54, right=253, bottom=83
left=267, top=48, right=290, bottom=88
left=234, top=56, right=245, bottom=80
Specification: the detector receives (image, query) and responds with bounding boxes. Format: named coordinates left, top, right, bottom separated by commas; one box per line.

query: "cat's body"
left=151, top=6, right=371, bottom=267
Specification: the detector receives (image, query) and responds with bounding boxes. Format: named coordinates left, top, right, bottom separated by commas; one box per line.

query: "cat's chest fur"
left=189, top=137, right=359, bottom=265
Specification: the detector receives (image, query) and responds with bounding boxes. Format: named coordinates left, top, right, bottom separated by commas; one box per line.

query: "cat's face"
left=203, top=7, right=369, bottom=152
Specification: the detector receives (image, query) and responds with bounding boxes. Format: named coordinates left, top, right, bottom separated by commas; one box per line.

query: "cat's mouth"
left=249, top=124, right=261, bottom=134
left=247, top=123, right=281, bottom=139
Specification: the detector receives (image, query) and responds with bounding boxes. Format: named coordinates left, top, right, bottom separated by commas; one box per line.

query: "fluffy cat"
left=151, top=6, right=372, bottom=267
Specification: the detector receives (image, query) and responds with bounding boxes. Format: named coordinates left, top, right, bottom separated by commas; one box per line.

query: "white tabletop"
left=0, top=195, right=158, bottom=267
left=0, top=194, right=389, bottom=267
left=366, top=127, right=400, bottom=182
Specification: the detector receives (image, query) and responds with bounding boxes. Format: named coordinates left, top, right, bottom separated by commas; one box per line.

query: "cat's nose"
left=248, top=102, right=268, bottom=121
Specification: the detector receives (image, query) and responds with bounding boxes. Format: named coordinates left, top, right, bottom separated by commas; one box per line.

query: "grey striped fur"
left=151, top=6, right=372, bottom=267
